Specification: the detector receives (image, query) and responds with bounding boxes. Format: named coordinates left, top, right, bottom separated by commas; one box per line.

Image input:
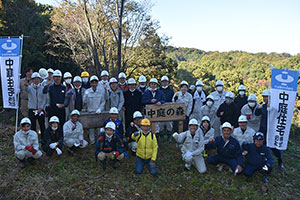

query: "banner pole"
left=266, top=64, right=272, bottom=147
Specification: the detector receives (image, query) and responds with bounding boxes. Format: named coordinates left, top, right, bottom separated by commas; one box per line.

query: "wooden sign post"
left=79, top=111, right=110, bottom=129
left=145, top=102, right=186, bottom=133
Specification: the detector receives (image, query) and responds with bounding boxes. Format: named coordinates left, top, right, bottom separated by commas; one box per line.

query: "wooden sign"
left=79, top=111, right=110, bottom=129
left=145, top=102, right=186, bottom=122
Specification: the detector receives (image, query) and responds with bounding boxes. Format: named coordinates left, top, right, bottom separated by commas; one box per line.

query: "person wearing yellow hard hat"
left=81, top=71, right=91, bottom=89
left=131, top=118, right=158, bottom=175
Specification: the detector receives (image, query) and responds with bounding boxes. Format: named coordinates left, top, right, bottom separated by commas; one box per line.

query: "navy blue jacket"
left=242, top=143, right=273, bottom=167
left=216, top=102, right=239, bottom=127
left=95, top=132, right=125, bottom=161
left=234, top=95, right=248, bottom=114
left=207, top=136, right=243, bottom=165
left=255, top=104, right=267, bottom=134
left=44, top=83, right=69, bottom=107
left=42, top=127, right=64, bottom=151
left=159, top=86, right=174, bottom=102
left=105, top=119, right=124, bottom=139
left=142, top=89, right=166, bottom=105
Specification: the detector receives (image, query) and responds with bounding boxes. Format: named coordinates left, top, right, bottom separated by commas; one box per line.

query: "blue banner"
left=271, top=68, right=299, bottom=92
left=0, top=38, right=21, bottom=57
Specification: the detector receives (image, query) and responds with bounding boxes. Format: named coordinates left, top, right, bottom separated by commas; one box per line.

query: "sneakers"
left=278, top=159, right=285, bottom=169
left=67, top=147, right=75, bottom=157
left=184, top=167, right=190, bottom=171
left=19, top=160, right=25, bottom=169
left=263, top=177, right=269, bottom=183
left=109, top=159, right=119, bottom=169
left=217, top=164, right=224, bottom=172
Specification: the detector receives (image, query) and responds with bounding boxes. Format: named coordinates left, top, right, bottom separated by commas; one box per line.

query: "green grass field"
left=0, top=125, right=299, bottom=200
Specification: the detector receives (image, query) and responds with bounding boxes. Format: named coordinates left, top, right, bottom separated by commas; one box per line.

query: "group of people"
left=14, top=67, right=284, bottom=181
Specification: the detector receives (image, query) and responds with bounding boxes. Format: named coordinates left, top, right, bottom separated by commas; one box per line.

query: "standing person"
left=125, top=111, right=143, bottom=155
left=255, top=90, right=284, bottom=169
left=43, top=70, right=69, bottom=127
left=137, top=75, right=148, bottom=95
left=24, top=72, right=47, bottom=137
left=132, top=118, right=158, bottom=175
left=83, top=75, right=106, bottom=144
left=158, top=76, right=175, bottom=142
left=108, top=77, right=124, bottom=118
left=14, top=118, right=43, bottom=168
left=42, top=116, right=63, bottom=160
left=70, top=76, right=86, bottom=111
left=123, top=78, right=143, bottom=129
left=38, top=68, right=48, bottom=83
left=81, top=71, right=91, bottom=89
left=173, top=119, right=207, bottom=173
left=118, top=72, right=128, bottom=92
left=98, top=70, right=110, bottom=110
left=200, top=95, right=218, bottom=136
left=172, top=81, right=193, bottom=131
left=232, top=115, right=256, bottom=146
left=216, top=92, right=239, bottom=128
left=63, top=72, right=73, bottom=120
left=190, top=80, right=206, bottom=122
left=241, top=94, right=261, bottom=132
left=234, top=85, right=248, bottom=116
left=19, top=67, right=33, bottom=117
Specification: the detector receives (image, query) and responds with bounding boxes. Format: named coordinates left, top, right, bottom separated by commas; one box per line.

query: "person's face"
left=48, top=72, right=53, bottom=80
left=263, top=96, right=269, bottom=104
left=134, top=118, right=142, bottom=125
left=110, top=82, right=118, bottom=91
left=140, top=82, right=146, bottom=86
left=21, top=124, right=30, bottom=132
left=180, top=85, right=188, bottom=93
left=53, top=76, right=61, bottom=84
left=91, top=80, right=98, bottom=89
left=74, top=81, right=81, bottom=88
left=141, top=125, right=150, bottom=133
left=202, top=121, right=209, bottom=130
left=222, top=128, right=231, bottom=139
left=51, top=122, right=59, bottom=129
left=128, top=84, right=136, bottom=90
left=64, top=77, right=72, bottom=84
left=110, top=113, right=118, bottom=121
left=149, top=82, right=157, bottom=89
left=238, top=122, right=247, bottom=130
left=26, top=70, right=33, bottom=78
left=101, top=75, right=108, bottom=81
left=189, top=124, right=198, bottom=133
left=254, top=140, right=264, bottom=148
left=105, top=128, right=114, bottom=136
left=161, top=80, right=168, bottom=87
left=32, top=77, right=40, bottom=85
left=71, top=114, right=78, bottom=123
left=119, top=78, right=126, bottom=84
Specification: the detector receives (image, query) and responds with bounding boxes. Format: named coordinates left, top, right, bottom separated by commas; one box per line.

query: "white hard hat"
left=90, top=75, right=99, bottom=82
left=31, top=72, right=41, bottom=79
left=225, top=91, right=234, bottom=99
left=127, top=78, right=136, bottom=85
left=138, top=75, right=147, bottom=83
left=70, top=109, right=80, bottom=116
left=73, top=76, right=82, bottom=83
left=195, top=80, right=204, bottom=86
left=47, top=68, right=54, bottom=73
left=206, top=95, right=214, bottom=101
left=101, top=70, right=109, bottom=77
left=201, top=116, right=210, bottom=122
left=49, top=116, right=59, bottom=123
left=63, top=72, right=72, bottom=79
left=238, top=85, right=246, bottom=91
left=161, top=76, right=169, bottom=82
left=20, top=117, right=31, bottom=125
left=262, top=90, right=271, bottom=96
left=38, top=68, right=48, bottom=79
left=109, top=77, right=118, bottom=84
left=248, top=93, right=257, bottom=102
left=149, top=78, right=158, bottom=84
left=105, top=122, right=116, bottom=130
left=189, top=118, right=199, bottom=126
left=133, top=111, right=143, bottom=119
left=180, top=80, right=189, bottom=87
left=222, top=122, right=232, bottom=129
left=238, top=115, right=248, bottom=123
left=118, top=72, right=126, bottom=79
left=109, top=107, right=119, bottom=114
left=53, top=70, right=62, bottom=77
left=216, top=80, right=224, bottom=86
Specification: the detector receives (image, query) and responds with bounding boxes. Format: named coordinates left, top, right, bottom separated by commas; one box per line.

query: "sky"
left=36, top=0, right=300, bottom=55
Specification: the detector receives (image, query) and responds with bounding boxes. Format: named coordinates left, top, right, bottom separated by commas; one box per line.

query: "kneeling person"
left=95, top=122, right=125, bottom=170
left=173, top=119, right=206, bottom=173
left=125, top=111, right=143, bottom=155
left=14, top=118, right=43, bottom=168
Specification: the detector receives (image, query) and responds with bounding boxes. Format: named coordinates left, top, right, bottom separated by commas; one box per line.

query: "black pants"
left=28, top=109, right=45, bottom=137
left=43, top=146, right=55, bottom=157
left=48, top=106, right=66, bottom=127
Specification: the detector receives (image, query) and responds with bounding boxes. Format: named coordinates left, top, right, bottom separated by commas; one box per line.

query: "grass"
left=0, top=124, right=299, bottom=200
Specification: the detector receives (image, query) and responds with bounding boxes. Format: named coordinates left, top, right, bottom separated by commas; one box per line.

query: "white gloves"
left=74, top=143, right=80, bottom=147
left=56, top=148, right=62, bottom=155
left=96, top=108, right=102, bottom=113
left=49, top=143, right=57, bottom=149
left=172, top=132, right=179, bottom=140
left=184, top=151, right=193, bottom=160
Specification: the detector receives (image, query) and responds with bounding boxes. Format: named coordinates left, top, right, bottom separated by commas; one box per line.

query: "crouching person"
left=14, top=118, right=42, bottom=168
left=206, top=122, right=243, bottom=175
left=63, top=109, right=88, bottom=156
left=132, top=118, right=158, bottom=175
left=199, top=116, right=215, bottom=157
left=125, top=111, right=143, bottom=156
left=95, top=122, right=125, bottom=170
left=173, top=119, right=206, bottom=173
left=42, top=116, right=64, bottom=159
left=242, top=132, right=273, bottom=183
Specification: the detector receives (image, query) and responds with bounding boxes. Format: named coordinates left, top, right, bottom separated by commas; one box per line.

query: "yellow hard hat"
left=140, top=118, right=151, bottom=126
left=81, top=71, right=89, bottom=78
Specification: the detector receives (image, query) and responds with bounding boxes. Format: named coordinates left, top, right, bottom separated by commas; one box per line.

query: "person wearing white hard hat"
left=98, top=70, right=110, bottom=91
left=43, top=69, right=69, bottom=126
left=118, top=72, right=128, bottom=92
left=39, top=68, right=48, bottom=81
left=68, top=76, right=86, bottom=111
left=200, top=95, right=218, bottom=137
left=42, top=69, right=54, bottom=127
left=123, top=78, right=143, bottom=129
left=20, top=67, right=33, bottom=117
left=232, top=115, right=255, bottom=146
left=63, top=72, right=73, bottom=90
left=199, top=116, right=215, bottom=157
left=24, top=72, right=47, bottom=137
left=63, top=72, right=74, bottom=121
left=14, top=117, right=43, bottom=168
left=63, top=109, right=88, bottom=156
left=42, top=116, right=64, bottom=159
left=104, top=107, right=124, bottom=139
left=255, top=89, right=284, bottom=169
left=173, top=118, right=207, bottom=173
left=108, top=77, right=124, bottom=118
left=206, top=122, right=243, bottom=175
left=173, top=80, right=193, bottom=131
left=217, top=91, right=239, bottom=128
left=125, top=111, right=143, bottom=155
left=95, top=122, right=125, bottom=170
left=83, top=75, right=106, bottom=144
left=190, top=80, right=206, bottom=122
left=234, top=85, right=248, bottom=115
left=241, top=94, right=261, bottom=132
left=157, top=76, right=175, bottom=142
left=137, top=75, right=148, bottom=94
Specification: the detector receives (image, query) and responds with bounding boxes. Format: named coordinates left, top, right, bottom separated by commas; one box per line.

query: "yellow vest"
left=131, top=131, right=158, bottom=161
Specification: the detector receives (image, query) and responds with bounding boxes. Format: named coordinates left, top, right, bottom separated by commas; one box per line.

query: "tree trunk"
left=117, top=0, right=125, bottom=74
